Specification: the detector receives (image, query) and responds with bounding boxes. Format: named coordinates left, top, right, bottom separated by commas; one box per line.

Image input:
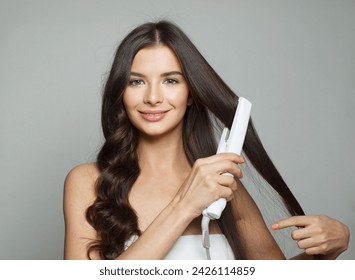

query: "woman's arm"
left=119, top=153, right=244, bottom=259
left=63, top=163, right=100, bottom=259
left=272, top=215, right=350, bottom=260
left=63, top=163, right=192, bottom=259
left=64, top=153, right=244, bottom=259
left=229, top=180, right=286, bottom=259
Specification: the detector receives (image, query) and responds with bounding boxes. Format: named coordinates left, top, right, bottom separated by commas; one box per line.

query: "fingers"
left=217, top=174, right=238, bottom=191
left=271, top=215, right=316, bottom=230
left=194, top=152, right=245, bottom=167
left=294, top=232, right=330, bottom=256
left=198, top=171, right=237, bottom=201
left=193, top=153, right=245, bottom=180
left=296, top=236, right=319, bottom=250
left=272, top=215, right=350, bottom=258
left=178, top=153, right=245, bottom=217
left=217, top=185, right=235, bottom=202
left=192, top=155, right=242, bottom=200
left=272, top=216, right=319, bottom=244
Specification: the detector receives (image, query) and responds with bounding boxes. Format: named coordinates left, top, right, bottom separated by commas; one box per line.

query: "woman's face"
left=123, top=45, right=190, bottom=139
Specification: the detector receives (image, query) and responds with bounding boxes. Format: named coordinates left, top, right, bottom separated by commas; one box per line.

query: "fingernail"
left=271, top=223, right=279, bottom=230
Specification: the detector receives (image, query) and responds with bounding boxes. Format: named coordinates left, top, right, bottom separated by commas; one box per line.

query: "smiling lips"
left=139, top=110, right=169, bottom=122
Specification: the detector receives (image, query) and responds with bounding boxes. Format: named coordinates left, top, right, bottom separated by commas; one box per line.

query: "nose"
left=143, top=82, right=163, bottom=105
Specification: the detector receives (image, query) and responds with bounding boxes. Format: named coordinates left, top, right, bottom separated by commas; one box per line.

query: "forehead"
left=130, top=45, right=182, bottom=73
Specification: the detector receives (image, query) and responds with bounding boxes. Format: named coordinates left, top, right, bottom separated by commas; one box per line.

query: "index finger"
left=272, top=215, right=313, bottom=230
left=196, top=153, right=245, bottom=165
left=214, top=152, right=245, bottom=163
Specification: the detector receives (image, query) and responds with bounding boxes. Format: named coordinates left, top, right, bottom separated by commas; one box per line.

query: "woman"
left=63, top=21, right=349, bottom=260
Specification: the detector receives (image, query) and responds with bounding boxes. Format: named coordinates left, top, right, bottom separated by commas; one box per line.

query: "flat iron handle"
left=203, top=97, right=252, bottom=220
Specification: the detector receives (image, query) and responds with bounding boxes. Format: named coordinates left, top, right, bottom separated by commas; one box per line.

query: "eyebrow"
left=130, top=71, right=184, bottom=78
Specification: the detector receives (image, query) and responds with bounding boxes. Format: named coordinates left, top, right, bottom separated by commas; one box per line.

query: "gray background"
left=0, top=0, right=354, bottom=259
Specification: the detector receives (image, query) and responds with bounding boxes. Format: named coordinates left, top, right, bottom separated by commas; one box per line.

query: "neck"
left=137, top=132, right=191, bottom=176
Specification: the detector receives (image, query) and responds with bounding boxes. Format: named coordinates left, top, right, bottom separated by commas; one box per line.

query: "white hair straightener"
left=201, top=97, right=252, bottom=259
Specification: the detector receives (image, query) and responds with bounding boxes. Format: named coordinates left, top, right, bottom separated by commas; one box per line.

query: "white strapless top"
left=125, top=234, right=235, bottom=260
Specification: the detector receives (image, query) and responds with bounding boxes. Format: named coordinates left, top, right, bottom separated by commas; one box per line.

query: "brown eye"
left=129, top=79, right=144, bottom=86
left=164, top=78, right=178, bottom=84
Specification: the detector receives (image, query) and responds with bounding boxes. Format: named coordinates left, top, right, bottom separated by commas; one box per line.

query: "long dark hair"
left=86, top=20, right=304, bottom=259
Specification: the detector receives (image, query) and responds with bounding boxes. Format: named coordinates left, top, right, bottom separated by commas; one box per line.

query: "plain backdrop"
left=0, top=0, right=354, bottom=259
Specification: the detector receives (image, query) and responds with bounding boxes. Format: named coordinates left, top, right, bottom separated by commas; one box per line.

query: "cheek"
left=167, top=87, right=190, bottom=107
left=122, top=93, right=137, bottom=123
left=177, top=96, right=190, bottom=110
left=123, top=91, right=137, bottom=110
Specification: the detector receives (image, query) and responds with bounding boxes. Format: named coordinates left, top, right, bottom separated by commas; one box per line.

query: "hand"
left=174, top=153, right=244, bottom=218
left=272, top=215, right=350, bottom=259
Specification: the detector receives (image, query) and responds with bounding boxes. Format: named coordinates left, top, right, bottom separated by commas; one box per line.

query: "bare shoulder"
left=65, top=162, right=100, bottom=183
left=65, top=163, right=100, bottom=190
left=63, top=163, right=101, bottom=259
left=64, top=163, right=100, bottom=208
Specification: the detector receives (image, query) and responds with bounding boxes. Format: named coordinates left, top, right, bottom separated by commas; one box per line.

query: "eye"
left=164, top=78, right=178, bottom=84
left=129, top=79, right=145, bottom=86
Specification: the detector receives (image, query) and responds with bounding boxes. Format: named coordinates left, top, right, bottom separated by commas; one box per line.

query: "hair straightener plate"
left=201, top=97, right=252, bottom=259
